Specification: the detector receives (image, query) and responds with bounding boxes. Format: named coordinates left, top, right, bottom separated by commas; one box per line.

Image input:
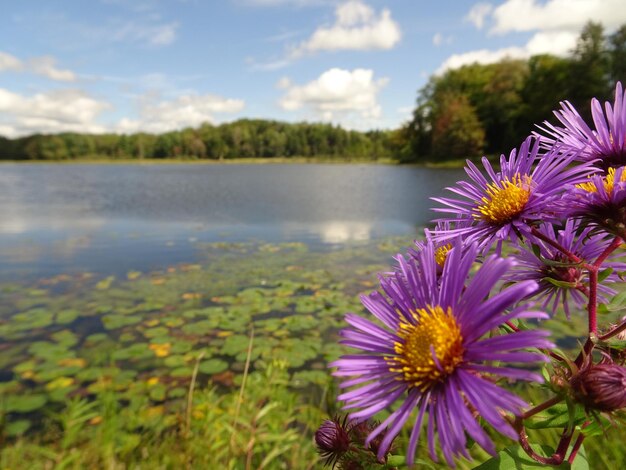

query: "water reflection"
left=0, top=163, right=464, bottom=280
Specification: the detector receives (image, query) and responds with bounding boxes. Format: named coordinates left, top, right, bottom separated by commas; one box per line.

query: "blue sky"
left=0, top=0, right=624, bottom=137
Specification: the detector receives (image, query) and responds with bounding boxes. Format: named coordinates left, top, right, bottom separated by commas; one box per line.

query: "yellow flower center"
left=475, top=174, right=532, bottom=224
left=434, top=244, right=452, bottom=267
left=387, top=305, right=464, bottom=391
left=576, top=167, right=626, bottom=194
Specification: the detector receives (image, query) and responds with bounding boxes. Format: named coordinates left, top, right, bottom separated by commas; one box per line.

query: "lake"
left=0, top=162, right=593, bottom=450
left=0, top=163, right=464, bottom=281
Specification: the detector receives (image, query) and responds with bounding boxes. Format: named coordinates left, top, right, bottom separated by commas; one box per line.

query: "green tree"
left=431, top=93, right=485, bottom=160
left=569, top=21, right=611, bottom=120
left=519, top=54, right=572, bottom=131
left=609, top=25, right=626, bottom=85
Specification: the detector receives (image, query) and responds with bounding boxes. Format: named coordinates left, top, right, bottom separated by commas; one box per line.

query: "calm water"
left=0, top=163, right=464, bottom=280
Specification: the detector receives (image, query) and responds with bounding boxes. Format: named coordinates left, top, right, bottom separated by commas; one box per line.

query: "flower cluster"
left=329, top=83, right=626, bottom=467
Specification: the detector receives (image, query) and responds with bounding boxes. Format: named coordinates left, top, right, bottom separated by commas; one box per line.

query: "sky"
left=1, top=0, right=625, bottom=138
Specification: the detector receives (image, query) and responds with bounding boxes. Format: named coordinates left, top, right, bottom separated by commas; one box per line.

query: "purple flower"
left=408, top=223, right=468, bottom=272
left=331, top=240, right=553, bottom=466
left=315, top=416, right=352, bottom=467
left=561, top=166, right=626, bottom=238
left=506, top=220, right=623, bottom=317
left=571, top=359, right=626, bottom=413
left=536, top=82, right=626, bottom=171
left=431, top=137, right=591, bottom=252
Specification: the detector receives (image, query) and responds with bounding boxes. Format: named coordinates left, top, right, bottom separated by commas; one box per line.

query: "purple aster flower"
left=331, top=239, right=553, bottom=467
left=571, top=361, right=626, bottom=413
left=408, top=222, right=469, bottom=273
left=561, top=166, right=626, bottom=238
left=536, top=82, right=626, bottom=171
left=431, top=137, right=591, bottom=252
left=315, top=416, right=352, bottom=467
left=506, top=220, right=623, bottom=318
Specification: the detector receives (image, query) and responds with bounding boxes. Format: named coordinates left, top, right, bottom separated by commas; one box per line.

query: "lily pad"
left=5, top=394, right=47, bottom=413
left=170, top=366, right=193, bottom=378
left=96, top=276, right=115, bottom=290
left=113, top=344, right=152, bottom=361
left=164, top=355, right=187, bottom=368
left=102, top=314, right=142, bottom=330
left=51, top=329, right=78, bottom=347
left=11, top=309, right=54, bottom=331
left=199, top=359, right=228, bottom=375
left=5, top=419, right=31, bottom=437
left=168, top=387, right=187, bottom=398
left=143, top=326, right=170, bottom=338
left=55, top=309, right=79, bottom=324
left=221, top=334, right=250, bottom=356
left=149, top=383, right=167, bottom=401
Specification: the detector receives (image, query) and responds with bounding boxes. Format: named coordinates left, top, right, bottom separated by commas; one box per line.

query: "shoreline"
left=0, top=156, right=470, bottom=168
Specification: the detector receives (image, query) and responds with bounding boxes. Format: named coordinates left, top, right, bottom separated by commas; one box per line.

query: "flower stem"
left=586, top=236, right=621, bottom=336
left=521, top=395, right=563, bottom=420
left=567, top=427, right=587, bottom=464
left=593, top=236, right=622, bottom=268
left=515, top=417, right=572, bottom=465
left=600, top=317, right=626, bottom=341
left=529, top=227, right=582, bottom=264
left=587, top=267, right=598, bottom=334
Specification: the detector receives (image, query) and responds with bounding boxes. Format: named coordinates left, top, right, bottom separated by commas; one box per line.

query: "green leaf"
left=525, top=403, right=586, bottom=430
left=473, top=444, right=569, bottom=469
left=541, top=258, right=583, bottom=268
left=604, top=290, right=626, bottom=312
left=543, top=277, right=577, bottom=289
left=598, top=267, right=614, bottom=283
left=385, top=455, right=407, bottom=467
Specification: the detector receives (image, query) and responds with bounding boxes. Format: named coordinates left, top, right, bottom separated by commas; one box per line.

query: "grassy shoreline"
left=0, top=156, right=472, bottom=168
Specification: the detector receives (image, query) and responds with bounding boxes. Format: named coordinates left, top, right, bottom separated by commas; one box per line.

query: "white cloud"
left=29, top=56, right=76, bottom=82
left=116, top=93, right=245, bottom=134
left=248, top=57, right=292, bottom=71
left=525, top=30, right=578, bottom=56
left=239, top=0, right=331, bottom=6
left=0, top=52, right=22, bottom=72
left=0, top=51, right=76, bottom=81
left=436, top=30, right=577, bottom=74
left=110, top=20, right=179, bottom=46
left=276, top=77, right=292, bottom=89
left=442, top=0, right=614, bottom=75
left=432, top=32, right=452, bottom=47
left=278, top=68, right=388, bottom=125
left=0, top=88, right=110, bottom=137
left=489, top=0, right=626, bottom=35
left=465, top=2, right=493, bottom=29
left=289, top=0, right=401, bottom=58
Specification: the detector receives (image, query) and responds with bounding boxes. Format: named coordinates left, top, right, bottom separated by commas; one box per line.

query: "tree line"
left=1, top=21, right=624, bottom=163
left=0, top=120, right=393, bottom=161
left=394, top=21, right=626, bottom=163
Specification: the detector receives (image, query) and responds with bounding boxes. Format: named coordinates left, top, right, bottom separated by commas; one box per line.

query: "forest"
left=0, top=21, right=624, bottom=163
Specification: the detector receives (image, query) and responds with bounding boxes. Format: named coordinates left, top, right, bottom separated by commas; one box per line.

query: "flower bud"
left=315, top=417, right=351, bottom=467
left=571, top=363, right=626, bottom=412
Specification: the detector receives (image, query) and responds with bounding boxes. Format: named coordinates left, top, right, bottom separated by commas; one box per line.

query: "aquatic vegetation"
left=0, top=239, right=413, bottom=464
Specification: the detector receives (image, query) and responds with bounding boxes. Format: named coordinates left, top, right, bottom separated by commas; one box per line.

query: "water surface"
left=0, top=163, right=464, bottom=280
